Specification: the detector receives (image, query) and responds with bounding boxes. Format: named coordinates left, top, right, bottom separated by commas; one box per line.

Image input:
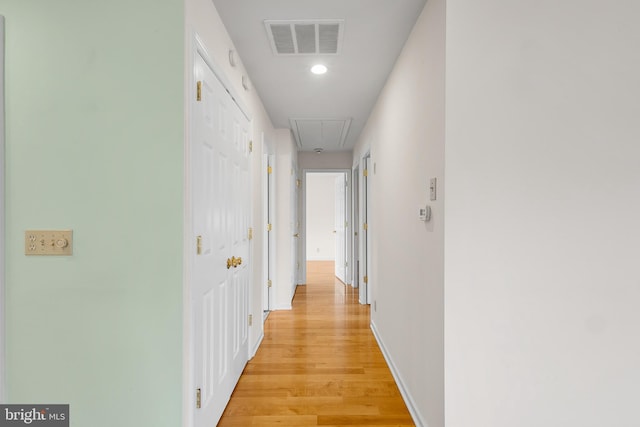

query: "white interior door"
left=359, top=157, right=370, bottom=304
left=352, top=167, right=359, bottom=289
left=262, top=149, right=274, bottom=313
left=291, top=165, right=299, bottom=292
left=192, top=52, right=250, bottom=426
left=334, top=174, right=347, bottom=283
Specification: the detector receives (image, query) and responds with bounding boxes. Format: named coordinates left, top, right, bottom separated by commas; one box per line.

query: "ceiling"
left=212, top=0, right=427, bottom=152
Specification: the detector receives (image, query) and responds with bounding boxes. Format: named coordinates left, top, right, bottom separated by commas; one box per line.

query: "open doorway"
left=303, top=171, right=350, bottom=285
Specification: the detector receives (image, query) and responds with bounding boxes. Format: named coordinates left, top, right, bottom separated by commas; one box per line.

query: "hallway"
left=218, top=261, right=414, bottom=426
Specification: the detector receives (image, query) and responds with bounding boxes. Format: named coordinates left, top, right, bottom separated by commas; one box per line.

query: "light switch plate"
left=430, top=178, right=437, bottom=201
left=25, top=230, right=73, bottom=256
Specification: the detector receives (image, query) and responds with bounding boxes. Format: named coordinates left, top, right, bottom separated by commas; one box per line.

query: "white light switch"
left=430, top=178, right=437, bottom=201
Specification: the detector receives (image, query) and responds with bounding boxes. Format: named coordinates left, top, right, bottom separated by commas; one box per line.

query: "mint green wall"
left=3, top=1, right=184, bottom=426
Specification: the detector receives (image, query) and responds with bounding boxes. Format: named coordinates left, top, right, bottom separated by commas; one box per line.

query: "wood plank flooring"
left=217, top=261, right=414, bottom=426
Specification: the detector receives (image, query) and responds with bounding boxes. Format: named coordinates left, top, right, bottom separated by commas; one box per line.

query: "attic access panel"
left=265, top=20, right=344, bottom=55
left=290, top=118, right=352, bottom=151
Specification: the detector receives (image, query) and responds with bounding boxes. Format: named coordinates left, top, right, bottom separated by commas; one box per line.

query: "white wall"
left=0, top=15, right=5, bottom=403
left=352, top=1, right=445, bottom=425
left=306, top=173, right=340, bottom=261
left=298, top=150, right=352, bottom=170
left=274, top=129, right=298, bottom=309
left=445, top=1, right=640, bottom=427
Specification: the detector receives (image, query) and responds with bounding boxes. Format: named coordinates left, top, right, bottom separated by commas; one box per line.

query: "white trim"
left=183, top=30, right=253, bottom=427
left=261, top=135, right=269, bottom=312
left=371, top=321, right=426, bottom=427
left=273, top=303, right=293, bottom=311
left=351, top=163, right=360, bottom=290
left=193, top=34, right=251, bottom=122
left=301, top=168, right=352, bottom=286
left=0, top=14, right=6, bottom=403
left=261, top=135, right=276, bottom=313
left=249, top=332, right=264, bottom=359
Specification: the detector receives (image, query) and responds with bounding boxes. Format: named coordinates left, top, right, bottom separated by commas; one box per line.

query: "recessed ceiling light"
left=311, top=64, right=328, bottom=75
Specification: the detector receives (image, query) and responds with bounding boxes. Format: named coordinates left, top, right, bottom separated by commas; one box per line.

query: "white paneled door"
left=192, top=52, right=250, bottom=426
left=334, top=174, right=347, bottom=283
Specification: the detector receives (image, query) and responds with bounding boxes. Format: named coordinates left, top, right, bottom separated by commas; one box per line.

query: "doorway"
left=303, top=170, right=351, bottom=285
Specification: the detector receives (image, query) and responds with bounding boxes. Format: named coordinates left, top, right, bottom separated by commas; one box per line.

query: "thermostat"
left=419, top=205, right=432, bottom=222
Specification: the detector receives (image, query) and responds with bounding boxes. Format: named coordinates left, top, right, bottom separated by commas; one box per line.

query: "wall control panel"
left=25, top=230, right=73, bottom=256
left=419, top=206, right=432, bottom=221
left=430, top=177, right=437, bottom=201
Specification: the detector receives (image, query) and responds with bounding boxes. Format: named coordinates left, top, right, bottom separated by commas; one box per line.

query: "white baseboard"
left=370, top=321, right=426, bottom=427
left=250, top=332, right=264, bottom=359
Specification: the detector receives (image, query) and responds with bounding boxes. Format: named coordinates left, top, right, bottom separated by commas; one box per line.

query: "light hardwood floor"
left=217, top=261, right=414, bottom=426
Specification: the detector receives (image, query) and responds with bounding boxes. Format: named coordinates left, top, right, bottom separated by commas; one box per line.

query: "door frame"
left=352, top=164, right=360, bottom=289
left=360, top=153, right=372, bottom=304
left=261, top=133, right=275, bottom=315
left=300, top=168, right=352, bottom=285
left=354, top=152, right=371, bottom=304
left=183, top=32, right=252, bottom=427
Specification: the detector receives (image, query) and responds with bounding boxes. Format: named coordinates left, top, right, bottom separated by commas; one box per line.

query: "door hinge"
left=196, top=81, right=202, bottom=102
left=196, top=235, right=202, bottom=255
left=345, top=220, right=348, bottom=227
left=364, top=276, right=368, bottom=284
left=267, top=223, right=272, bottom=232
left=363, top=169, right=368, bottom=177
left=196, top=388, right=201, bottom=409
left=248, top=227, right=253, bottom=240
left=363, top=223, right=368, bottom=230
left=248, top=314, right=253, bottom=326
left=345, top=261, right=348, bottom=268
left=296, top=179, right=301, bottom=188
left=267, top=165, right=273, bottom=174
left=268, top=280, right=272, bottom=288
left=249, top=141, right=253, bottom=153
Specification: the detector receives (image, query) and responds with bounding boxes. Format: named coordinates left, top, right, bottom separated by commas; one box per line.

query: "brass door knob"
left=230, top=256, right=242, bottom=268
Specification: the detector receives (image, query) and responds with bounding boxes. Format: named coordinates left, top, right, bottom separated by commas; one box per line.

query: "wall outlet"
left=25, top=230, right=73, bottom=256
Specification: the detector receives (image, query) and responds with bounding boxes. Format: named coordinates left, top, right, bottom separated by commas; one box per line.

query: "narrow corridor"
left=218, top=261, right=414, bottom=426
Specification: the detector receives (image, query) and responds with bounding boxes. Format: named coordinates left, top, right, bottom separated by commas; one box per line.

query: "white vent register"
left=265, top=20, right=344, bottom=55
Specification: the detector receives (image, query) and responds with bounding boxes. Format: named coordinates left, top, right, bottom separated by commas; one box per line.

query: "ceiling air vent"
left=265, top=20, right=344, bottom=55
